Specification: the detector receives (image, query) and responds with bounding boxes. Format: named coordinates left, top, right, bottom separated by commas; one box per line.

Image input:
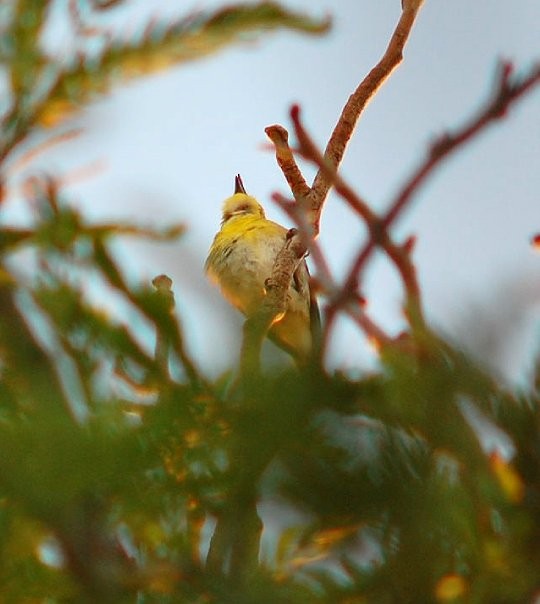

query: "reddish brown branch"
left=272, top=192, right=334, bottom=292
left=259, top=3, right=425, bottom=358
left=278, top=59, right=540, bottom=353
left=273, top=189, right=396, bottom=353
left=287, top=107, right=425, bottom=335
left=322, top=295, right=394, bottom=359
left=341, top=60, right=540, bottom=303
left=266, top=1, right=425, bottom=234
left=262, top=6, right=540, bottom=365
left=239, top=227, right=307, bottom=376
left=264, top=125, right=310, bottom=204
left=289, top=104, right=376, bottom=234
left=309, top=0, right=424, bottom=209
left=386, top=61, right=540, bottom=229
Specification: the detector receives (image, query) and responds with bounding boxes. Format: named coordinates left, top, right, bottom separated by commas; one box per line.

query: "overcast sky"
left=7, top=0, right=540, bottom=382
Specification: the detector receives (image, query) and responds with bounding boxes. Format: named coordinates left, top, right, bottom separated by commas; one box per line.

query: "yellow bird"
left=205, top=175, right=319, bottom=363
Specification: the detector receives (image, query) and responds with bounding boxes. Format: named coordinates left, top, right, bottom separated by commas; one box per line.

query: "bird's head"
left=221, top=194, right=265, bottom=224
left=221, top=175, right=265, bottom=224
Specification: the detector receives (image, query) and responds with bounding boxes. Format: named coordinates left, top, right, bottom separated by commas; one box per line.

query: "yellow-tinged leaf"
left=35, top=3, right=329, bottom=128
left=435, top=574, right=467, bottom=601
left=142, top=521, right=167, bottom=548
left=184, top=429, right=202, bottom=448
left=490, top=452, right=525, bottom=503
left=483, top=538, right=516, bottom=576
left=313, top=523, right=359, bottom=548
left=289, top=552, right=326, bottom=569
left=37, top=99, right=78, bottom=128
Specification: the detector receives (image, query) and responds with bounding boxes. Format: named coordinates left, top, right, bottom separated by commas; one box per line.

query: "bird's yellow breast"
left=206, top=214, right=288, bottom=315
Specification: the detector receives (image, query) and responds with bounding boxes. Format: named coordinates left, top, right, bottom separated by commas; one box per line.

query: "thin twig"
left=340, top=60, right=540, bottom=307
left=275, top=60, right=540, bottom=349
left=260, top=2, right=426, bottom=358
left=272, top=192, right=334, bottom=292
left=266, top=1, right=425, bottom=234
left=152, top=274, right=207, bottom=390
left=286, top=107, right=425, bottom=340
left=264, top=125, right=310, bottom=204
left=309, top=0, right=424, bottom=210
left=239, top=227, right=306, bottom=376
left=152, top=274, right=174, bottom=378
left=273, top=189, right=395, bottom=352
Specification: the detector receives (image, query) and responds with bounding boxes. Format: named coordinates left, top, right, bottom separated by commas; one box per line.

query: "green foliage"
left=0, top=1, right=539, bottom=603
left=37, top=3, right=329, bottom=126
left=0, top=0, right=329, bottom=160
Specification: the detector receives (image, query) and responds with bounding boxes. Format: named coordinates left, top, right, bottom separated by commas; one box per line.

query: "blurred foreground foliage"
left=0, top=1, right=539, bottom=603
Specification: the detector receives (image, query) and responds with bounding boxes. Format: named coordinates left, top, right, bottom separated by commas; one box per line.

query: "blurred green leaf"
left=36, top=2, right=330, bottom=128
left=0, top=412, right=145, bottom=517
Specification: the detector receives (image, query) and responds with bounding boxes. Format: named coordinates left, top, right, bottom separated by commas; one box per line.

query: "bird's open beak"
left=234, top=174, right=247, bottom=194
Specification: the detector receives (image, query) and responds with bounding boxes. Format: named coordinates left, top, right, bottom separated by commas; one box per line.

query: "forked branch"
left=266, top=0, right=425, bottom=235
left=251, top=2, right=425, bottom=364
left=265, top=42, right=540, bottom=359
left=341, top=60, right=540, bottom=299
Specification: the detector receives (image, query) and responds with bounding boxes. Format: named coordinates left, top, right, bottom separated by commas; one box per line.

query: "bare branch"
left=274, top=189, right=396, bottom=355
left=287, top=106, right=426, bottom=334
left=266, top=2, right=425, bottom=235
left=149, top=273, right=208, bottom=391
left=272, top=192, right=334, bottom=292
left=342, top=60, right=540, bottom=305
left=265, top=124, right=310, bottom=204
left=290, top=105, right=375, bottom=230
left=386, top=60, right=540, bottom=229
left=309, top=1, right=424, bottom=209
left=240, top=228, right=306, bottom=376
left=259, top=4, right=426, bottom=362
left=152, top=274, right=174, bottom=378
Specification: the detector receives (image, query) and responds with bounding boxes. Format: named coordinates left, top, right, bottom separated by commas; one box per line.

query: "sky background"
left=6, top=0, right=540, bottom=382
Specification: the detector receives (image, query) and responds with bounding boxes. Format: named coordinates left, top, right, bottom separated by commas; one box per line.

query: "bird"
left=205, top=175, right=319, bottom=363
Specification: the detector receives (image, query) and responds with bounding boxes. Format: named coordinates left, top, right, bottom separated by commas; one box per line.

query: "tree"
left=0, top=1, right=539, bottom=602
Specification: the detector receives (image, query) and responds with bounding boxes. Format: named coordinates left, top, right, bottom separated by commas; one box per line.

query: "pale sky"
left=6, top=0, right=540, bottom=381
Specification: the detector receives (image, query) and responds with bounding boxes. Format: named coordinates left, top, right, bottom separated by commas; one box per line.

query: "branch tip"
left=497, top=60, right=514, bottom=86
left=152, top=273, right=173, bottom=293
left=265, top=124, right=289, bottom=146
left=290, top=104, right=301, bottom=122
left=403, top=235, right=417, bottom=254
left=286, top=227, right=298, bottom=241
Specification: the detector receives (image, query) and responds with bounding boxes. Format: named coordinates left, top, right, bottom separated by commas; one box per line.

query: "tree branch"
left=240, top=227, right=307, bottom=375
left=273, top=191, right=395, bottom=354
left=341, top=60, right=540, bottom=306
left=266, top=1, right=425, bottom=236
left=282, top=108, right=425, bottom=347
left=264, top=124, right=311, bottom=204
left=265, top=60, right=540, bottom=358
left=151, top=273, right=207, bottom=390
left=309, top=0, right=424, bottom=210
left=259, top=2, right=425, bottom=360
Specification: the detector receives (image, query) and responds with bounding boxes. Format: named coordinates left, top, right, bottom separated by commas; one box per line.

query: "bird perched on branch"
left=205, top=175, right=319, bottom=363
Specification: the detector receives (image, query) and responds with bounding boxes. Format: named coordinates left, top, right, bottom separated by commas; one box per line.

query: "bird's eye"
left=236, top=204, right=250, bottom=212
